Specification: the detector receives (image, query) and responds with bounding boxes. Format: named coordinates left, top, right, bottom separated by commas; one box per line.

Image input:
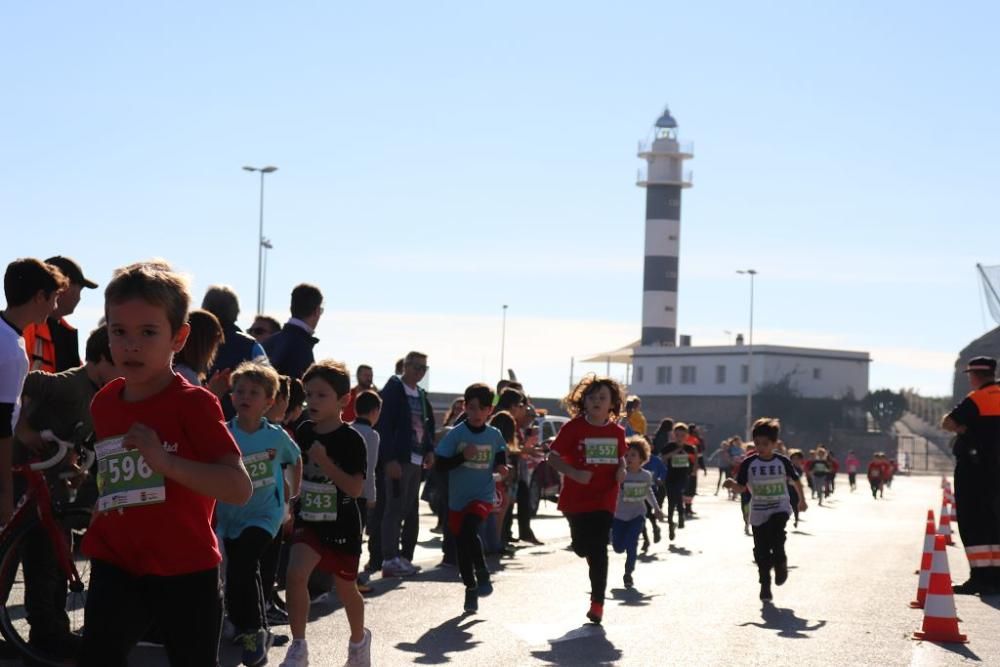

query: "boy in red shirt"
left=546, top=375, right=627, bottom=625
left=79, top=261, right=253, bottom=667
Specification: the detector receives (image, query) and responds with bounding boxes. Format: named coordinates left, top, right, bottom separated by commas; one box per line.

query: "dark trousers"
left=848, top=472, right=857, bottom=489
left=454, top=514, right=488, bottom=589
left=367, top=465, right=385, bottom=570
left=436, top=470, right=457, bottom=563
left=22, top=520, right=70, bottom=643
left=751, top=512, right=789, bottom=584
left=516, top=479, right=536, bottom=539
left=665, top=480, right=686, bottom=527
left=381, top=462, right=421, bottom=561
left=79, top=560, right=223, bottom=667
left=259, top=527, right=285, bottom=605
left=224, top=527, right=272, bottom=633
left=956, top=464, right=1000, bottom=579
left=566, top=511, right=613, bottom=604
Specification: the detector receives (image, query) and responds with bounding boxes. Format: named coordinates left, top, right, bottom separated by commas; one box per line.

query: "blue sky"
left=3, top=2, right=998, bottom=398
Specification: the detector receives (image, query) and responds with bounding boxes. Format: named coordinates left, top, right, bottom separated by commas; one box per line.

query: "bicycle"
left=0, top=433, right=95, bottom=666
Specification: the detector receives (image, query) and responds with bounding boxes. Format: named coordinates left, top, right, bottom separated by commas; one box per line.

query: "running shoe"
left=476, top=572, right=493, bottom=597
left=280, top=638, right=309, bottom=667
left=242, top=628, right=270, bottom=667
left=464, top=587, right=479, bottom=613
left=774, top=561, right=788, bottom=586
left=668, top=524, right=676, bottom=541
left=381, top=557, right=418, bottom=578
left=759, top=583, right=773, bottom=601
left=266, top=603, right=290, bottom=627
left=344, top=628, right=372, bottom=667
left=623, top=573, right=634, bottom=589
left=586, top=601, right=604, bottom=624
left=398, top=557, right=422, bottom=574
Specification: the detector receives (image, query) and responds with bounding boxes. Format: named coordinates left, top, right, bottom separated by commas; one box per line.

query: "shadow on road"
left=667, top=544, right=692, bottom=556
left=609, top=587, right=660, bottom=607
left=395, top=614, right=485, bottom=664
left=738, top=602, right=827, bottom=638
left=791, top=530, right=814, bottom=536
left=530, top=625, right=622, bottom=665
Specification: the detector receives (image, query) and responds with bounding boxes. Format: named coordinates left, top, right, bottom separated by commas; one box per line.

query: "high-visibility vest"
left=22, top=321, right=56, bottom=372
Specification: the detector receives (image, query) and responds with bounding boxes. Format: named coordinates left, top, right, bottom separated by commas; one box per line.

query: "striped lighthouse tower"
left=637, top=106, right=693, bottom=346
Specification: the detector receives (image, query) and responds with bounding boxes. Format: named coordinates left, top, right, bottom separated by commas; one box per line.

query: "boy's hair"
left=751, top=417, right=781, bottom=442
left=627, top=435, right=651, bottom=462
left=201, top=285, right=240, bottom=326
left=674, top=422, right=689, bottom=432
left=105, top=260, right=190, bottom=334
left=464, top=383, right=494, bottom=407
left=287, top=377, right=305, bottom=416
left=562, top=374, right=624, bottom=419
left=275, top=374, right=291, bottom=401
left=253, top=315, right=281, bottom=335
left=496, top=387, right=525, bottom=412
left=84, top=326, right=112, bottom=364
left=4, top=258, right=68, bottom=307
left=658, top=418, right=675, bottom=432
left=496, top=379, right=511, bottom=394
left=625, top=395, right=641, bottom=412
left=355, top=389, right=382, bottom=416
left=404, top=351, right=427, bottom=367
left=290, top=283, right=323, bottom=319
left=174, top=309, right=224, bottom=375
left=303, top=359, right=350, bottom=397
left=231, top=360, right=281, bottom=399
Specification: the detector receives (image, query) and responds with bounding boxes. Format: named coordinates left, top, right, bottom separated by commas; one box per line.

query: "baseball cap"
left=44, top=256, right=98, bottom=289
left=963, top=356, right=997, bottom=373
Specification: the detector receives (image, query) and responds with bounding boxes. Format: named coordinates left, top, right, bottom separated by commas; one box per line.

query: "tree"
left=864, top=389, right=908, bottom=432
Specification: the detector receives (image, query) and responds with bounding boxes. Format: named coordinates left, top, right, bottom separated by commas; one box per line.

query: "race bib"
left=622, top=481, right=648, bottom=503
left=584, top=438, right=618, bottom=465
left=751, top=481, right=786, bottom=498
left=95, top=436, right=167, bottom=512
left=670, top=454, right=691, bottom=468
left=462, top=444, right=493, bottom=470
left=300, top=480, right=338, bottom=521
left=244, top=451, right=275, bottom=490
left=410, top=452, right=425, bottom=465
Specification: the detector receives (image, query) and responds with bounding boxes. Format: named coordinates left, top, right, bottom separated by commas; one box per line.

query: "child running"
left=660, top=422, right=697, bottom=540
left=281, top=360, right=370, bottom=667
left=434, top=383, right=508, bottom=612
left=845, top=450, right=860, bottom=491
left=79, top=261, right=254, bottom=666
left=724, top=418, right=807, bottom=602
left=215, top=361, right=302, bottom=666
left=612, top=436, right=663, bottom=588
left=545, top=375, right=627, bottom=625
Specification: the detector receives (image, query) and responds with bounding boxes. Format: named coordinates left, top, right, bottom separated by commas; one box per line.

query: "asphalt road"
left=6, top=473, right=998, bottom=666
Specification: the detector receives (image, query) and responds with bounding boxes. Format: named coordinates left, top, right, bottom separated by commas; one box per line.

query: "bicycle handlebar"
left=30, top=432, right=72, bottom=472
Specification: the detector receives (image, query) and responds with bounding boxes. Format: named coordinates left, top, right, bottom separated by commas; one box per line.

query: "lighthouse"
left=637, top=107, right=693, bottom=347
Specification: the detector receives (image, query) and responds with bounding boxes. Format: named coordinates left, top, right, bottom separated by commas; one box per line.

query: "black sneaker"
left=774, top=561, right=788, bottom=586
left=641, top=541, right=649, bottom=554
left=953, top=579, right=983, bottom=595
left=464, top=587, right=478, bottom=613
left=668, top=524, right=676, bottom=541
left=623, top=573, right=634, bottom=588
left=653, top=526, right=662, bottom=544
left=760, top=583, right=773, bottom=601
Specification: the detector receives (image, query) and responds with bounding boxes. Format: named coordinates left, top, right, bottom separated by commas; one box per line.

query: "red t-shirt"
left=341, top=386, right=359, bottom=423
left=82, top=374, right=241, bottom=576
left=550, top=416, right=627, bottom=514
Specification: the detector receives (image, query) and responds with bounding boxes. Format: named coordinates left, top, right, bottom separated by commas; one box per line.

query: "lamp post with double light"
left=242, top=165, right=278, bottom=314
left=737, top=269, right=757, bottom=440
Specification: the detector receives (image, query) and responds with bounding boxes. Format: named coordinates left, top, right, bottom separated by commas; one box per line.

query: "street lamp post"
left=737, top=269, right=757, bottom=440
left=499, top=305, right=509, bottom=380
left=243, top=165, right=278, bottom=314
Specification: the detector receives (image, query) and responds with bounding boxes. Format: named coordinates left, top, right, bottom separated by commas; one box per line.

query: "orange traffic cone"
left=938, top=500, right=954, bottom=546
left=941, top=475, right=949, bottom=489
left=913, top=535, right=967, bottom=643
left=911, top=510, right=936, bottom=607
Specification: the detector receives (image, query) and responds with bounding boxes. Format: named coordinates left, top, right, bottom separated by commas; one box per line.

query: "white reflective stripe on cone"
left=917, top=568, right=930, bottom=587
left=931, top=549, right=950, bottom=573
left=923, top=534, right=935, bottom=550
left=923, top=593, right=958, bottom=619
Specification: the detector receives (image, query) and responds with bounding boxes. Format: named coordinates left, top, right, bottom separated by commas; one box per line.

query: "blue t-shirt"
left=215, top=418, right=301, bottom=539
left=643, top=455, right=667, bottom=483
left=435, top=421, right=506, bottom=511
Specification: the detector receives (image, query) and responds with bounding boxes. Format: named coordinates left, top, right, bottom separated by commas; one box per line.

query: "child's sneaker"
left=344, top=628, right=372, bottom=667
left=759, top=583, right=773, bottom=601
left=586, top=601, right=603, bottom=624
left=266, top=603, right=290, bottom=626
left=280, top=638, right=309, bottom=667
left=476, top=570, right=493, bottom=597
left=623, top=573, right=634, bottom=588
left=774, top=561, right=788, bottom=586
left=668, top=523, right=676, bottom=541
left=242, top=628, right=270, bottom=667
left=464, top=587, right=478, bottom=613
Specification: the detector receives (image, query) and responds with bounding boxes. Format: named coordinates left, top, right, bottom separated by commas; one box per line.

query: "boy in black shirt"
left=660, top=422, right=696, bottom=540
left=282, top=360, right=370, bottom=667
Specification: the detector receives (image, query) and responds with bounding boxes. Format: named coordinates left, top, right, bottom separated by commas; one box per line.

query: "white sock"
left=349, top=632, right=366, bottom=648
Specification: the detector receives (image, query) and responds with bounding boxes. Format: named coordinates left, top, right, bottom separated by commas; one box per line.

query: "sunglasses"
left=248, top=327, right=271, bottom=336
left=409, top=364, right=428, bottom=372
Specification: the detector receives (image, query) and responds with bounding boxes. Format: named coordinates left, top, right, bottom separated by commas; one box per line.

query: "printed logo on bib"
left=244, top=450, right=276, bottom=490
left=622, top=481, right=648, bottom=503
left=462, top=444, right=493, bottom=470
left=751, top=481, right=786, bottom=497
left=95, top=435, right=167, bottom=512
left=300, top=480, right=338, bottom=522
left=584, top=438, right=618, bottom=465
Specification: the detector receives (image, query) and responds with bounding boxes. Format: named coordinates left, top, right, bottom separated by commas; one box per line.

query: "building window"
left=716, top=365, right=726, bottom=384
left=656, top=366, right=666, bottom=385
left=681, top=366, right=696, bottom=385
left=666, top=366, right=673, bottom=384
left=635, top=366, right=644, bottom=383
left=813, top=367, right=822, bottom=380
left=741, top=365, right=749, bottom=384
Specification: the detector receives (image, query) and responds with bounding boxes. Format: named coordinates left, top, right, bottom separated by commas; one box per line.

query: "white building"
left=629, top=342, right=870, bottom=399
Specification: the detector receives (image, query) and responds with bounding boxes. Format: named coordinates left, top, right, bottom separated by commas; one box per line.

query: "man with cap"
left=22, top=256, right=98, bottom=373
left=942, top=356, right=1000, bottom=595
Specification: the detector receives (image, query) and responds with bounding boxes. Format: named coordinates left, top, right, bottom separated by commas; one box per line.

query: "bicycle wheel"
left=0, top=506, right=92, bottom=667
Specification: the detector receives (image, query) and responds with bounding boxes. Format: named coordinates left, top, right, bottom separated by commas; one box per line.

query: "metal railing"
left=636, top=167, right=694, bottom=185
left=896, top=433, right=954, bottom=474
left=638, top=140, right=694, bottom=155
